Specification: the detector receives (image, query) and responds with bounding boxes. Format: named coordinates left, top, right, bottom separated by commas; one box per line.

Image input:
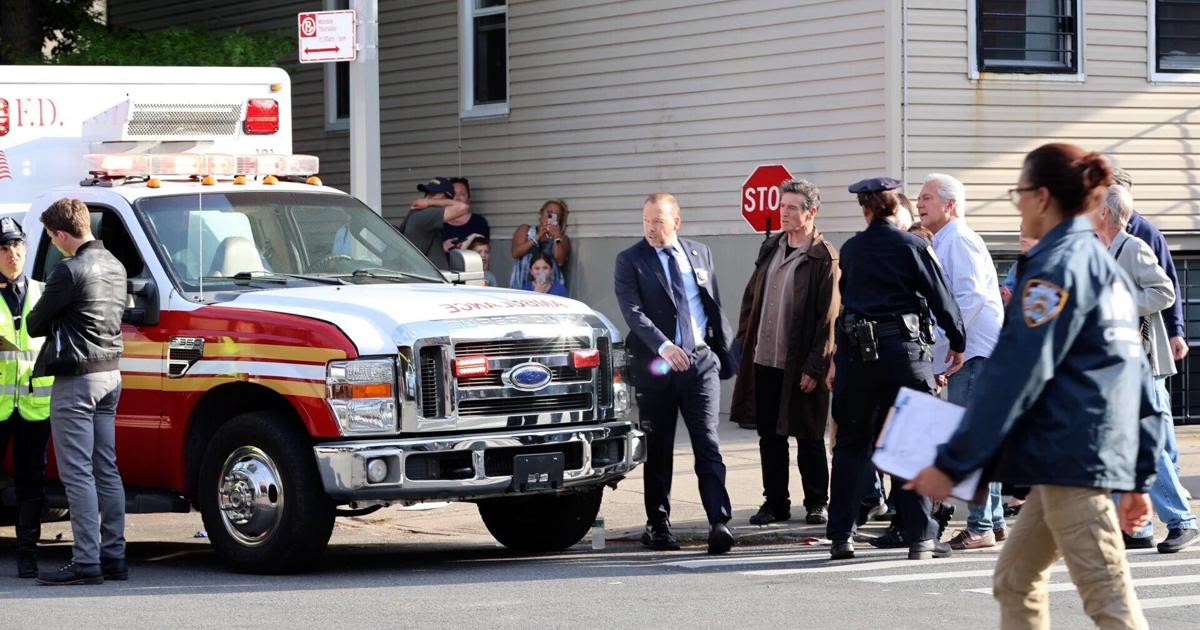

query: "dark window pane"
left=1157, top=0, right=1200, bottom=73
left=335, top=61, right=350, bottom=120
left=977, top=0, right=1077, bottom=73
left=476, top=0, right=506, bottom=8
left=473, top=13, right=507, bottom=105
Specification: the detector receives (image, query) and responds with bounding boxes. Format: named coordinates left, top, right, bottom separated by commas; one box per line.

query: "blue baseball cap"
left=417, top=177, right=455, bottom=196
left=848, top=177, right=903, bottom=194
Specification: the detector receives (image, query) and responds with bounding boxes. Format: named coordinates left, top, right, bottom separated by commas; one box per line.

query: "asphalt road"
left=1, top=524, right=1197, bottom=629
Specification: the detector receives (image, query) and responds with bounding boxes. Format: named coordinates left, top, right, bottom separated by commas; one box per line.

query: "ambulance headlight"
left=326, top=359, right=397, bottom=435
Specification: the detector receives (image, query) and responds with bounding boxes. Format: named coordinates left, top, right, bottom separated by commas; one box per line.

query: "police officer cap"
left=848, top=177, right=903, bottom=194
left=0, top=217, right=24, bottom=245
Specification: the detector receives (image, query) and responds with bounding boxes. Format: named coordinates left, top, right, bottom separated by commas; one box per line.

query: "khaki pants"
left=993, top=485, right=1147, bottom=630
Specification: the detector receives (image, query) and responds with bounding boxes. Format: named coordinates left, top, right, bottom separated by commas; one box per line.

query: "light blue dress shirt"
left=654, top=241, right=708, bottom=355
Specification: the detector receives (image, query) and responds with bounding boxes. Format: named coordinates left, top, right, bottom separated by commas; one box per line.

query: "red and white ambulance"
left=0, top=66, right=640, bottom=573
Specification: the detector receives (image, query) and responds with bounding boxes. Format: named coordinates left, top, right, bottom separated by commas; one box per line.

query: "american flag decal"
left=0, top=150, right=11, bottom=181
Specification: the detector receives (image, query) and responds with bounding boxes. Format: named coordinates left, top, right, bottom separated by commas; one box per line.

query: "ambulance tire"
left=199, top=412, right=335, bottom=574
left=477, top=486, right=603, bottom=552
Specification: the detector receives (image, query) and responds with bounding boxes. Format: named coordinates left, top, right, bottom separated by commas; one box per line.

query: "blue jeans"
left=947, top=357, right=1007, bottom=534
left=1133, top=377, right=1197, bottom=538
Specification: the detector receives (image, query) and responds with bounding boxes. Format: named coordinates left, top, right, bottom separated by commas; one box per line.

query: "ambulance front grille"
left=125, top=103, right=243, bottom=137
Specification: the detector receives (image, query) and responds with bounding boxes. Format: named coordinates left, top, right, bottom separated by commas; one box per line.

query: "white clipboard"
left=871, top=387, right=983, bottom=503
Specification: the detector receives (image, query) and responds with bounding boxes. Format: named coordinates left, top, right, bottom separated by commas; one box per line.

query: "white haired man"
left=1090, top=184, right=1198, bottom=554
left=917, top=173, right=1006, bottom=550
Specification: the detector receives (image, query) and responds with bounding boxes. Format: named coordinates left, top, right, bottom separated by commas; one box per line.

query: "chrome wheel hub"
left=217, top=446, right=284, bottom=546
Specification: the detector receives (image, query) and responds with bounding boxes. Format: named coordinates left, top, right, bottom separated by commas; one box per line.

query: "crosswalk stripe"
left=662, top=547, right=915, bottom=569
left=856, top=558, right=1200, bottom=584
left=1139, top=595, right=1200, bottom=610
left=744, top=557, right=998, bottom=576
left=963, top=574, right=1200, bottom=594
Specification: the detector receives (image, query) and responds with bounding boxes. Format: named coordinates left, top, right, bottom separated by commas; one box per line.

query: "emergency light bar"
left=83, top=152, right=319, bottom=178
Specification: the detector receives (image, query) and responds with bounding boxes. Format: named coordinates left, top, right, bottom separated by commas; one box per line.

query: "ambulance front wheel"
left=199, top=412, right=335, bottom=574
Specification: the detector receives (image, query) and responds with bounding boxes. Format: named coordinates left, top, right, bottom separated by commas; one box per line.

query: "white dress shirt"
left=931, top=219, right=1004, bottom=372
left=654, top=240, right=708, bottom=355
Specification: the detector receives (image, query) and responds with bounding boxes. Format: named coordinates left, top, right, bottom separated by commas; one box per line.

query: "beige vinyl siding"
left=378, top=0, right=891, bottom=238
left=107, top=0, right=350, bottom=192
left=904, top=0, right=1200, bottom=234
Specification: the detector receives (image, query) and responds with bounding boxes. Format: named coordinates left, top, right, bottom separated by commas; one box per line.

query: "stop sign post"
left=741, top=164, right=794, bottom=233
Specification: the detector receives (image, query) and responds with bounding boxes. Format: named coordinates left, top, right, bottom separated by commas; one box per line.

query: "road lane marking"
left=744, top=557, right=998, bottom=576
left=963, top=574, right=1200, bottom=594
left=1140, top=595, right=1200, bottom=610
left=857, top=558, right=1200, bottom=584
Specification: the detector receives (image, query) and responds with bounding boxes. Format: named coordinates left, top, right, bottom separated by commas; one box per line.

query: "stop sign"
left=741, top=164, right=793, bottom=232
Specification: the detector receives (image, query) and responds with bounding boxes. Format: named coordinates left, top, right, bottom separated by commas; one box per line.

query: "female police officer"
left=908, top=144, right=1162, bottom=629
left=824, top=177, right=966, bottom=561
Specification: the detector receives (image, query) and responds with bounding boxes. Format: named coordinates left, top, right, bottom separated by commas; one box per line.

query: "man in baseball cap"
left=400, top=177, right=470, bottom=269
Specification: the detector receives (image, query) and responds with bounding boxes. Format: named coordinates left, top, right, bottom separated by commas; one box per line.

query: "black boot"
left=15, top=499, right=43, bottom=579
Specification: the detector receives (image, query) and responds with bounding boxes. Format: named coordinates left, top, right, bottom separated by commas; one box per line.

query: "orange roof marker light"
left=233, top=175, right=247, bottom=185
left=146, top=178, right=161, bottom=189
left=201, top=175, right=217, bottom=186
left=263, top=175, right=279, bottom=185
left=306, top=176, right=322, bottom=186
left=83, top=153, right=319, bottom=179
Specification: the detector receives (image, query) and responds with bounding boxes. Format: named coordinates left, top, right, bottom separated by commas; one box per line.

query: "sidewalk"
left=356, top=419, right=1200, bottom=550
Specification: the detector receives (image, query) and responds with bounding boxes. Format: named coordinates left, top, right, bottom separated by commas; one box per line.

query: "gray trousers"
left=49, top=370, right=126, bottom=565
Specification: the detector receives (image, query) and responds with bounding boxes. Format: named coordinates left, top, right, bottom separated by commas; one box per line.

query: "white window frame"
left=1149, top=0, right=1200, bottom=84
left=324, top=0, right=350, bottom=131
left=967, top=0, right=1086, bottom=83
left=459, top=0, right=509, bottom=119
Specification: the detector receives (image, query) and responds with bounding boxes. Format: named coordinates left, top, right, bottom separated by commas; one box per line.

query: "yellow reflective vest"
left=0, top=279, right=53, bottom=421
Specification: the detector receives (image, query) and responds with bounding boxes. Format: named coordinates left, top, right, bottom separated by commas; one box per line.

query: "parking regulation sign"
left=298, top=10, right=356, bottom=63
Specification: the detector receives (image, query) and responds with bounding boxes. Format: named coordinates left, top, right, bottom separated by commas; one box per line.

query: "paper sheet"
left=871, top=387, right=983, bottom=503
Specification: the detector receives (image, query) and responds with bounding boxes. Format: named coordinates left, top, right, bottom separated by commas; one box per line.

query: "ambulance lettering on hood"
left=209, top=284, right=603, bottom=356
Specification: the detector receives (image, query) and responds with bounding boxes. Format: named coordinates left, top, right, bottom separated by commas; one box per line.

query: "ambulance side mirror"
left=124, top=278, right=160, bottom=326
left=444, top=249, right=486, bottom=286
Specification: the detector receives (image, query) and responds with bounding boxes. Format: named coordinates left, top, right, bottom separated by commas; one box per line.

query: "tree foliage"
left=50, top=22, right=295, bottom=66
left=0, top=2, right=294, bottom=66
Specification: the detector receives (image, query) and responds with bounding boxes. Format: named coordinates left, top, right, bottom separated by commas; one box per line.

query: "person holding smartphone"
left=510, top=199, right=571, bottom=290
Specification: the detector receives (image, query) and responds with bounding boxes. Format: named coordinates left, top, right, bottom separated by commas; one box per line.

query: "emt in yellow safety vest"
left=0, top=217, right=54, bottom=578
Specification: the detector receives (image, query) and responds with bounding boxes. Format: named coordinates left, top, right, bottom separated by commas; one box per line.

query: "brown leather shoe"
left=993, top=527, right=1007, bottom=542
left=947, top=529, right=996, bottom=550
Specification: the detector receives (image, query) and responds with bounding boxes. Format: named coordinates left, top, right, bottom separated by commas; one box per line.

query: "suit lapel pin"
left=691, top=249, right=698, bottom=256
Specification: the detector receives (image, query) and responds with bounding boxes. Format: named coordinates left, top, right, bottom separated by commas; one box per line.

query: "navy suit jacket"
left=613, top=237, right=737, bottom=389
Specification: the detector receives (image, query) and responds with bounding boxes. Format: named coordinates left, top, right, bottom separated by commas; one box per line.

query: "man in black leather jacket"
left=27, top=197, right=128, bottom=586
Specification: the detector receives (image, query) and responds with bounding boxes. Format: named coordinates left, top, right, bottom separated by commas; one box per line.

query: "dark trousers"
left=639, top=348, right=732, bottom=525
left=826, top=336, right=938, bottom=544
left=755, top=365, right=828, bottom=510
left=0, top=413, right=52, bottom=555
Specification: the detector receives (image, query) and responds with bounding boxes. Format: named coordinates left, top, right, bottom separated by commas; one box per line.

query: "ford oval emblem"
left=507, top=362, right=553, bottom=391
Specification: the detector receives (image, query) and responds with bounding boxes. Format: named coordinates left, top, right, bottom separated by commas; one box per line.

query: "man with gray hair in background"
left=916, top=173, right=1006, bottom=550
left=1090, top=184, right=1199, bottom=554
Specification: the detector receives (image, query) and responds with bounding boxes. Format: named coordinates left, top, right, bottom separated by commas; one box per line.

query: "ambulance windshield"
left=135, top=191, right=443, bottom=297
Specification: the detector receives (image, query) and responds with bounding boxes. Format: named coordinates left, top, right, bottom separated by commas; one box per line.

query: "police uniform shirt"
left=0, top=274, right=25, bottom=324
left=839, top=219, right=966, bottom=352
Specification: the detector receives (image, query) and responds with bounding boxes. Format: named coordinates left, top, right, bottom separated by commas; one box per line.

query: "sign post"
left=741, top=164, right=793, bottom=235
left=297, top=5, right=381, bottom=214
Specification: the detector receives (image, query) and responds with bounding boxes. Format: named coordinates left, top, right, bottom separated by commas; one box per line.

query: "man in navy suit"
left=614, top=192, right=737, bottom=554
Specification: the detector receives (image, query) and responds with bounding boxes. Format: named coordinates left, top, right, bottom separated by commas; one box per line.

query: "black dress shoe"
left=708, top=522, right=735, bottom=555
left=102, top=557, right=129, bottom=581
left=868, top=527, right=908, bottom=549
left=933, top=503, right=955, bottom=540
left=805, top=505, right=828, bottom=525
left=831, top=541, right=855, bottom=560
left=1123, top=533, right=1154, bottom=550
left=36, top=561, right=103, bottom=586
left=749, top=503, right=791, bottom=526
left=17, top=553, right=36, bottom=579
left=908, top=539, right=952, bottom=560
left=641, top=523, right=681, bottom=551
